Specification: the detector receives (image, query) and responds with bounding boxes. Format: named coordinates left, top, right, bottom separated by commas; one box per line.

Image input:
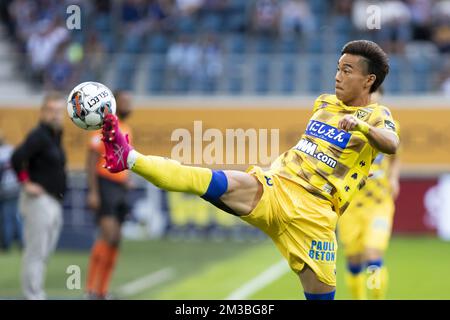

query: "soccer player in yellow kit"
left=338, top=88, right=400, bottom=300
left=100, top=40, right=399, bottom=300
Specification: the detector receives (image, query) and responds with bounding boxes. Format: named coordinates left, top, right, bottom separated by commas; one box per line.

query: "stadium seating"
left=2, top=0, right=444, bottom=95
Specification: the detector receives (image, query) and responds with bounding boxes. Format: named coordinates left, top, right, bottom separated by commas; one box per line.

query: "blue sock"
left=347, top=263, right=363, bottom=275
left=366, top=259, right=383, bottom=270
left=304, top=290, right=336, bottom=300
left=201, top=170, right=228, bottom=202
left=201, top=170, right=238, bottom=215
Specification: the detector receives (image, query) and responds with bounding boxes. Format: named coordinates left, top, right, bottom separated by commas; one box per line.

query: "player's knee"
left=365, top=249, right=383, bottom=263
left=104, top=235, right=121, bottom=247
left=347, top=262, right=364, bottom=275
left=99, top=227, right=121, bottom=247
left=347, top=255, right=364, bottom=274
left=366, top=258, right=383, bottom=270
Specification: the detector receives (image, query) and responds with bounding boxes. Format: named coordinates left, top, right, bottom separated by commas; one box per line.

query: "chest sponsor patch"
left=294, top=139, right=337, bottom=168
left=305, top=120, right=351, bottom=149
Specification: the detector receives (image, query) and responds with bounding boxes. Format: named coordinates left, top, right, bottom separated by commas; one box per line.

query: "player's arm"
left=338, top=115, right=399, bottom=154
left=86, top=147, right=101, bottom=211
left=388, top=154, right=401, bottom=199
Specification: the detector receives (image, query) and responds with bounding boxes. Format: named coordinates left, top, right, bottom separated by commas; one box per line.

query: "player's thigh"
left=219, top=170, right=263, bottom=216
left=298, top=264, right=336, bottom=294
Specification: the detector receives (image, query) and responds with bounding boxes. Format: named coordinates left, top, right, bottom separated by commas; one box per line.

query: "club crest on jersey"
left=355, top=109, right=371, bottom=121
left=305, top=120, right=351, bottom=149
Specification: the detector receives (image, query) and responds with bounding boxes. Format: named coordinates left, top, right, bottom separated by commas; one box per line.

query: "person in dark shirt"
left=11, top=92, right=66, bottom=300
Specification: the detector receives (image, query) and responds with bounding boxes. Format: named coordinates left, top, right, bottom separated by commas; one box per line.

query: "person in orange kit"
left=85, top=90, right=133, bottom=299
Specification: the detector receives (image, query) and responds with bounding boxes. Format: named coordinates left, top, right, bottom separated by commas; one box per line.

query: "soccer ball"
left=67, top=81, right=116, bottom=130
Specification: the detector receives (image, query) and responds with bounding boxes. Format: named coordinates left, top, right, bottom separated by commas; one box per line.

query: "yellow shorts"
left=338, top=197, right=394, bottom=257
left=241, top=166, right=338, bottom=287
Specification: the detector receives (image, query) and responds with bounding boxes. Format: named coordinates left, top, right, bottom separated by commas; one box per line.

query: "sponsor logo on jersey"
left=384, top=119, right=396, bottom=131
left=309, top=240, right=336, bottom=262
left=305, top=120, right=351, bottom=149
left=294, top=139, right=337, bottom=168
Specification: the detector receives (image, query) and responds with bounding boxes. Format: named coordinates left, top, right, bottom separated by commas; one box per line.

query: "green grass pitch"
left=0, top=236, right=449, bottom=299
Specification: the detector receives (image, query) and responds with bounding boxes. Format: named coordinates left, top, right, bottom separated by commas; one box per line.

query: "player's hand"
left=23, top=181, right=44, bottom=197
left=338, top=115, right=360, bottom=131
left=87, top=190, right=100, bottom=211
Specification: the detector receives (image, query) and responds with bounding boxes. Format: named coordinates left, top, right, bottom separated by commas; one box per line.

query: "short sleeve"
left=369, top=106, right=399, bottom=136
left=312, top=94, right=331, bottom=113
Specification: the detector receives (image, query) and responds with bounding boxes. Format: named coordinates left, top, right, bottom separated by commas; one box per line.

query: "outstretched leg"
left=101, top=114, right=263, bottom=216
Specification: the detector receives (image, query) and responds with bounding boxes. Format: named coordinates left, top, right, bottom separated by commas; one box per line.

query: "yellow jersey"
left=271, top=94, right=398, bottom=215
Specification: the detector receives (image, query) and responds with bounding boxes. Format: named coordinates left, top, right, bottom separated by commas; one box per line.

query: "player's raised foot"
left=101, top=113, right=133, bottom=173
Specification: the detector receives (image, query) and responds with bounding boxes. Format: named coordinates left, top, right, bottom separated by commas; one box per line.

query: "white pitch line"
left=116, top=267, right=175, bottom=297
left=226, top=260, right=290, bottom=300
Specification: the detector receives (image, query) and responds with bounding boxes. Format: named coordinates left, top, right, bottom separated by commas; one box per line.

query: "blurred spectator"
left=441, top=76, right=450, bottom=96
left=121, top=0, right=149, bottom=34
left=94, top=0, right=112, bottom=15
left=439, top=58, right=450, bottom=95
left=200, top=33, right=223, bottom=91
left=167, top=35, right=202, bottom=89
left=279, top=0, right=315, bottom=37
left=251, top=0, right=280, bottom=35
left=0, top=0, right=16, bottom=41
left=406, top=0, right=433, bottom=41
left=377, top=0, right=413, bottom=53
left=44, top=42, right=80, bottom=91
left=433, top=24, right=450, bottom=53
left=203, top=0, right=228, bottom=11
left=83, top=33, right=107, bottom=81
left=431, top=0, right=450, bottom=24
left=431, top=1, right=450, bottom=53
left=0, top=130, right=22, bottom=251
left=26, top=19, right=69, bottom=85
left=147, top=0, right=176, bottom=32
left=8, top=0, right=38, bottom=47
left=176, top=0, right=204, bottom=15
left=11, top=92, right=66, bottom=300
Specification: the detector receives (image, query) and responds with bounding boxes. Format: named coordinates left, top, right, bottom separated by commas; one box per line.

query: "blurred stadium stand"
left=0, top=0, right=449, bottom=96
